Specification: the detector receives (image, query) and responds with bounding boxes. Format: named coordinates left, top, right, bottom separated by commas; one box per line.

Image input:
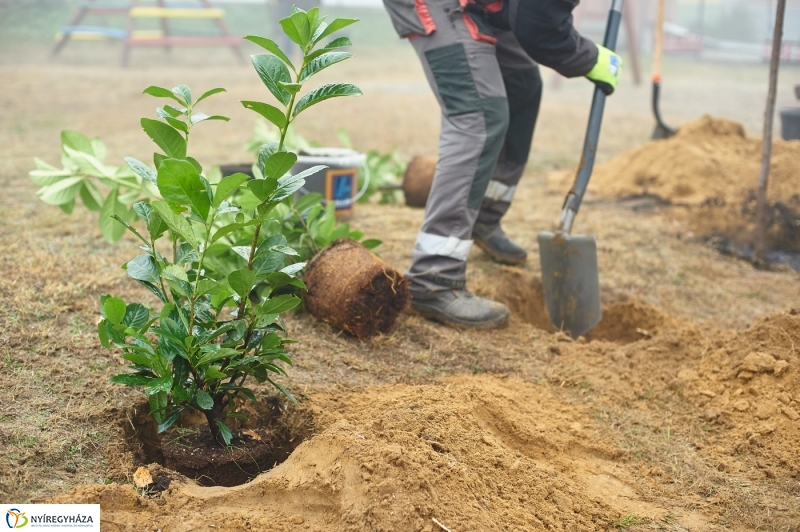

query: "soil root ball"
left=402, top=155, right=436, bottom=208
left=303, top=239, right=409, bottom=339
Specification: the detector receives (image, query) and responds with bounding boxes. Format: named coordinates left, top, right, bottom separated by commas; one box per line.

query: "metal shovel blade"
left=538, top=231, right=602, bottom=339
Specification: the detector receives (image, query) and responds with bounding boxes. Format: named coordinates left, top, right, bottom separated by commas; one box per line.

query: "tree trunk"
left=754, top=0, right=787, bottom=264
left=203, top=397, right=229, bottom=447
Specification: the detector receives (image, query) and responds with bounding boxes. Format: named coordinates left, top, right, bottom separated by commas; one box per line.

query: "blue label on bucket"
left=327, top=170, right=356, bottom=212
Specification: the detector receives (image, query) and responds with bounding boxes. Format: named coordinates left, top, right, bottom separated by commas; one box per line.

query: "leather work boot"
left=472, top=222, right=527, bottom=265
left=411, top=289, right=509, bottom=329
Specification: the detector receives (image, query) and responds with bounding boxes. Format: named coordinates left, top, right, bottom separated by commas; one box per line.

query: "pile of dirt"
left=565, top=115, right=800, bottom=250
left=50, top=309, right=800, bottom=531
left=565, top=308, right=800, bottom=488
left=55, top=375, right=628, bottom=531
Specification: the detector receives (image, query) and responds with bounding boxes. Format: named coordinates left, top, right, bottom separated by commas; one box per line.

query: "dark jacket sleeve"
left=510, top=0, right=598, bottom=78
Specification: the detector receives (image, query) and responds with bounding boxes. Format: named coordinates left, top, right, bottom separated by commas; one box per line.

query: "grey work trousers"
left=384, top=0, right=543, bottom=297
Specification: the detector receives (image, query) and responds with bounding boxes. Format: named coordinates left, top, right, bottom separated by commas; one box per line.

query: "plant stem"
left=188, top=214, right=215, bottom=334
left=290, top=204, right=319, bottom=255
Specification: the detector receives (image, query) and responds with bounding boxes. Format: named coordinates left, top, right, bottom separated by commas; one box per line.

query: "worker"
left=382, top=0, right=621, bottom=329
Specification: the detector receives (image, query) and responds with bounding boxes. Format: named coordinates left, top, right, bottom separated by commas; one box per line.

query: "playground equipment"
left=52, top=0, right=244, bottom=66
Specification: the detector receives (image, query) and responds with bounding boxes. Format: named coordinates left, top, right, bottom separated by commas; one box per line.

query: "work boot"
left=411, top=289, right=509, bottom=329
left=472, top=222, right=527, bottom=265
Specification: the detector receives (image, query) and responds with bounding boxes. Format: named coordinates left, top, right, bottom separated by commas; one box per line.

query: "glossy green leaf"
left=157, top=409, right=182, bottom=433
left=293, top=191, right=323, bottom=212
left=110, top=373, right=153, bottom=387
left=143, top=85, right=184, bottom=104
left=165, top=116, right=189, bottom=133
left=36, top=176, right=84, bottom=206
left=313, top=17, right=358, bottom=44
left=195, top=389, right=214, bottom=410
left=99, top=188, right=128, bottom=243
left=305, top=36, right=353, bottom=62
left=190, top=112, right=230, bottom=125
left=125, top=157, right=157, bottom=183
left=61, top=130, right=94, bottom=155
left=263, top=152, right=297, bottom=180
left=277, top=81, right=303, bottom=95
left=280, top=11, right=311, bottom=47
left=299, top=52, right=351, bottom=82
left=195, top=87, right=226, bottom=104
left=259, top=294, right=300, bottom=315
left=248, top=179, right=278, bottom=202
left=141, top=118, right=187, bottom=159
left=151, top=200, right=198, bottom=248
left=253, top=252, right=284, bottom=277
left=228, top=268, right=256, bottom=299
left=79, top=181, right=103, bottom=212
left=240, top=101, right=287, bottom=130
left=215, top=420, right=233, bottom=445
left=156, top=159, right=210, bottom=220
left=203, top=366, right=227, bottom=381
left=124, top=303, right=150, bottom=328
left=213, top=172, right=249, bottom=208
left=126, top=254, right=160, bottom=284
left=251, top=54, right=291, bottom=106
left=102, top=296, right=127, bottom=325
left=172, top=84, right=192, bottom=105
left=243, top=36, right=295, bottom=71
left=266, top=377, right=296, bottom=404
left=292, top=83, right=362, bottom=118
left=362, top=238, right=382, bottom=249
left=196, top=347, right=239, bottom=366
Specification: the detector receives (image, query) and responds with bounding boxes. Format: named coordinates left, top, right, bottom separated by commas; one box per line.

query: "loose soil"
left=2, top=47, right=800, bottom=532
left=553, top=115, right=800, bottom=253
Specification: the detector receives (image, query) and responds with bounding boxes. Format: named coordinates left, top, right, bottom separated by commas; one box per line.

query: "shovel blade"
left=538, top=231, right=602, bottom=339
left=651, top=122, right=676, bottom=140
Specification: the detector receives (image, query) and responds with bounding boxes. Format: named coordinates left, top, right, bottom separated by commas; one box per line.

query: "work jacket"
left=386, top=0, right=598, bottom=78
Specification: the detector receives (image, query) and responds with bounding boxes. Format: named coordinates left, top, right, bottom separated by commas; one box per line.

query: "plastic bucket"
left=291, top=147, right=366, bottom=216
left=780, top=108, right=800, bottom=141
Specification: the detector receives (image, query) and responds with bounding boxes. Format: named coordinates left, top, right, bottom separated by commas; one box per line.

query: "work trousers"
left=384, top=0, right=543, bottom=297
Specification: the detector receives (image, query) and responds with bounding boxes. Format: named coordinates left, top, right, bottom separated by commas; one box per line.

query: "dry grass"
left=1, top=44, right=799, bottom=529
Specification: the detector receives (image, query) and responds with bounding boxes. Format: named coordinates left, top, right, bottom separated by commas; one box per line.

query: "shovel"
left=538, top=0, right=624, bottom=339
left=651, top=0, right=676, bottom=139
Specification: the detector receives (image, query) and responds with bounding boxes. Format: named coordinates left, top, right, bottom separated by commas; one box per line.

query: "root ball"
left=303, top=239, right=409, bottom=339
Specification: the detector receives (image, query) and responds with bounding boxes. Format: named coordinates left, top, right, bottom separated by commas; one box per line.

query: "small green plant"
left=246, top=122, right=406, bottom=205
left=29, top=131, right=158, bottom=242
left=608, top=514, right=642, bottom=530
left=99, top=7, right=362, bottom=447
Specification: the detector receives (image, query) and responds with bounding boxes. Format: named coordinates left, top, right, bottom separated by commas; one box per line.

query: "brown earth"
left=553, top=115, right=800, bottom=251
left=2, top=45, right=800, bottom=532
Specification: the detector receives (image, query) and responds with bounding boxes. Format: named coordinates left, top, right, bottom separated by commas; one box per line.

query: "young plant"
left=29, top=131, right=158, bottom=242
left=100, top=8, right=363, bottom=447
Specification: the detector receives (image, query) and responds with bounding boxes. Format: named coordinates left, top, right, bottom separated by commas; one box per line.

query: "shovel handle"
left=559, top=0, right=624, bottom=234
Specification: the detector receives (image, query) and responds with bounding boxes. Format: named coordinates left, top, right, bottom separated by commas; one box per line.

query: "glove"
left=585, top=44, right=622, bottom=95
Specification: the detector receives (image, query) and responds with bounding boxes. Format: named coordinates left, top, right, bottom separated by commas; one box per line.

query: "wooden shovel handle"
left=653, top=0, right=665, bottom=82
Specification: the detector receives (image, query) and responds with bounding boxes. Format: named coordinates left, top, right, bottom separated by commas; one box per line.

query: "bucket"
left=291, top=147, right=367, bottom=216
left=779, top=108, right=800, bottom=141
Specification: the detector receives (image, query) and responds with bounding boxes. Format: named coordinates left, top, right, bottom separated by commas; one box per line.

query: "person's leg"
left=384, top=0, right=511, bottom=327
left=473, top=28, right=543, bottom=265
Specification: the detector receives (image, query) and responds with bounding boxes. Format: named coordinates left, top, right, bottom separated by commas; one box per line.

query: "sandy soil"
left=2, top=43, right=800, bottom=531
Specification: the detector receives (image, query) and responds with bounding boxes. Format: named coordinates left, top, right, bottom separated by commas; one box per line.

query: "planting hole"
left=494, top=269, right=671, bottom=344
left=121, top=398, right=313, bottom=487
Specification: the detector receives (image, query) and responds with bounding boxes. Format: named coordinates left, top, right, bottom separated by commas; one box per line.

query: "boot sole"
left=474, top=237, right=527, bottom=266
left=411, top=303, right=509, bottom=330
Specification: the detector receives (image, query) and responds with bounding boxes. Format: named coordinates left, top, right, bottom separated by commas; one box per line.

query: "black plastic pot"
left=780, top=107, right=800, bottom=140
